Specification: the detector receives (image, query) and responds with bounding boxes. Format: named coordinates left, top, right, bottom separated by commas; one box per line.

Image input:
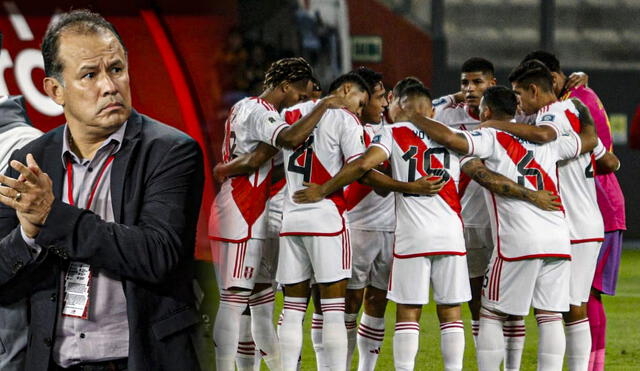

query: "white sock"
left=477, top=308, right=506, bottom=371
left=393, top=322, right=420, bottom=371
left=236, top=314, right=256, bottom=371
left=249, top=287, right=281, bottom=370
left=357, top=313, right=385, bottom=371
left=277, top=311, right=284, bottom=336
left=321, top=298, right=348, bottom=371
left=311, top=313, right=330, bottom=371
left=471, top=319, right=480, bottom=348
left=279, top=296, right=307, bottom=371
left=503, top=319, right=525, bottom=371
left=440, top=321, right=465, bottom=371
left=345, top=312, right=358, bottom=369
left=565, top=318, right=591, bottom=371
left=536, top=313, right=565, bottom=371
left=214, top=290, right=250, bottom=371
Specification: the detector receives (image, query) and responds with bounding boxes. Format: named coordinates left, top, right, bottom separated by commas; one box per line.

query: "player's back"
left=461, top=127, right=582, bottom=260
left=371, top=121, right=465, bottom=257
left=280, top=101, right=365, bottom=236
left=535, top=99, right=604, bottom=243
left=211, top=97, right=285, bottom=241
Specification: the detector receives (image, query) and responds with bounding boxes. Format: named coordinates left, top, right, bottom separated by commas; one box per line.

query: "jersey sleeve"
left=459, top=128, right=496, bottom=159
left=369, top=126, right=393, bottom=159
left=554, top=130, right=582, bottom=161
left=341, top=116, right=366, bottom=163
left=535, top=111, right=562, bottom=137
left=593, top=138, right=607, bottom=160
left=432, top=94, right=456, bottom=116
left=251, top=106, right=289, bottom=147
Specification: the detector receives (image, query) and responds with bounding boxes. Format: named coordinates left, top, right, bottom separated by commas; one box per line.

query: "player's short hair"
left=263, top=57, right=314, bottom=90
left=521, top=50, right=561, bottom=73
left=392, top=76, right=424, bottom=98
left=482, top=86, right=518, bottom=117
left=461, top=57, right=494, bottom=76
left=508, top=60, right=554, bottom=93
left=328, top=72, right=372, bottom=97
left=42, top=9, right=127, bottom=83
left=399, top=84, right=432, bottom=102
left=353, top=66, right=383, bottom=91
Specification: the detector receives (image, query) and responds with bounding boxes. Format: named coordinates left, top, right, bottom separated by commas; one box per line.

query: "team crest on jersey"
left=541, top=114, right=555, bottom=122
left=471, top=131, right=482, bottom=136
left=372, top=134, right=382, bottom=143
left=243, top=266, right=254, bottom=279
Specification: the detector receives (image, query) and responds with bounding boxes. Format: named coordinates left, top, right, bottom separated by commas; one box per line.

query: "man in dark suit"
left=0, top=10, right=205, bottom=370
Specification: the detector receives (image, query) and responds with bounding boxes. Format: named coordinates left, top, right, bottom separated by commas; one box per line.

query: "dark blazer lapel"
left=111, top=110, right=142, bottom=223
left=42, top=126, right=66, bottom=200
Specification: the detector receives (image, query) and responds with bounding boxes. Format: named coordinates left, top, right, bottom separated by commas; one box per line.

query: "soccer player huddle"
left=209, top=52, right=623, bottom=371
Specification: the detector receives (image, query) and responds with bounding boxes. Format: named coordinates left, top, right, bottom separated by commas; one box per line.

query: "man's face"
left=511, top=81, right=538, bottom=115
left=51, top=30, right=132, bottom=137
left=361, top=82, right=388, bottom=124
left=281, top=79, right=312, bottom=108
left=341, top=84, right=368, bottom=117
left=461, top=71, right=495, bottom=108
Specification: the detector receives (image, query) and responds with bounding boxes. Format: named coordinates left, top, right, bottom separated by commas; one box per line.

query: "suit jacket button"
left=12, top=261, right=23, bottom=273
left=50, top=293, right=57, bottom=302
left=44, top=337, right=52, bottom=347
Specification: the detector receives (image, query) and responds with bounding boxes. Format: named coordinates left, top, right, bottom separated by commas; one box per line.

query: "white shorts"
left=570, top=241, right=602, bottom=306
left=211, top=239, right=274, bottom=290
left=482, top=251, right=570, bottom=316
left=347, top=229, right=394, bottom=291
left=276, top=229, right=352, bottom=285
left=464, top=227, right=494, bottom=278
left=387, top=255, right=471, bottom=305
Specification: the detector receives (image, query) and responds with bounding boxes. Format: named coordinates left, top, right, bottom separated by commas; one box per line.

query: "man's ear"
left=279, top=81, right=290, bottom=93
left=489, top=77, right=497, bottom=86
left=43, top=77, right=65, bottom=106
left=529, top=83, right=539, bottom=100
left=427, top=105, right=435, bottom=119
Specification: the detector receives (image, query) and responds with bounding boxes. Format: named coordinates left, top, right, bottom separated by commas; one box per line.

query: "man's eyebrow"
left=78, top=64, right=98, bottom=72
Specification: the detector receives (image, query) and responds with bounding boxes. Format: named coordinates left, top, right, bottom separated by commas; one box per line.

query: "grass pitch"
left=267, top=249, right=640, bottom=370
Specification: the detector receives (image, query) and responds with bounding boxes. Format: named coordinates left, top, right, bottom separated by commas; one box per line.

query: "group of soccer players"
left=209, top=51, right=622, bottom=371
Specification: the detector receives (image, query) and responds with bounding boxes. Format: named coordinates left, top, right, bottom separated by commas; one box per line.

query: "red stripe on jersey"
left=458, top=172, right=472, bottom=197
left=565, top=108, right=581, bottom=133
left=571, top=237, right=605, bottom=244
left=391, top=126, right=462, bottom=216
left=284, top=109, right=303, bottom=125
left=495, top=132, right=561, bottom=203
left=269, top=177, right=286, bottom=198
left=230, top=170, right=272, bottom=229
left=310, top=152, right=347, bottom=215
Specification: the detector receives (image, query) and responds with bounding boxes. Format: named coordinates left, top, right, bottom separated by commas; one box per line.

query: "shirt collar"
left=61, top=121, right=128, bottom=166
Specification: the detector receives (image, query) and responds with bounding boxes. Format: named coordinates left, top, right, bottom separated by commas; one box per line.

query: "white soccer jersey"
left=345, top=123, right=395, bottom=232
left=460, top=127, right=583, bottom=260
left=209, top=97, right=288, bottom=242
left=280, top=101, right=366, bottom=235
left=433, top=96, right=489, bottom=229
left=535, top=100, right=605, bottom=243
left=370, top=121, right=465, bottom=257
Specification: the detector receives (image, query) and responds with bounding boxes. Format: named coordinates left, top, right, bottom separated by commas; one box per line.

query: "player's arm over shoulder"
left=570, top=98, right=598, bottom=153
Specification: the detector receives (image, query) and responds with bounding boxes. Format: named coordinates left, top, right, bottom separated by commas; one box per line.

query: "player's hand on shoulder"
left=529, top=190, right=562, bottom=211
left=410, top=176, right=445, bottom=196
left=566, top=72, right=589, bottom=89
left=292, top=182, right=324, bottom=203
left=321, top=94, right=349, bottom=110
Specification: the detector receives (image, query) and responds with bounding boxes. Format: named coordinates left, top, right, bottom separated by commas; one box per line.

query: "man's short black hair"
left=400, top=84, right=432, bottom=102
left=353, top=66, right=383, bottom=91
left=508, top=60, right=554, bottom=93
left=482, top=86, right=518, bottom=117
left=392, top=76, right=423, bottom=98
left=461, top=57, right=494, bottom=76
left=521, top=50, right=561, bottom=73
left=41, top=9, right=127, bottom=82
left=328, top=72, right=372, bottom=97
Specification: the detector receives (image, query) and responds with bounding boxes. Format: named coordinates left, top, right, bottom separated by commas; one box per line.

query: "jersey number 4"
left=401, top=146, right=450, bottom=196
left=287, top=135, right=314, bottom=182
left=516, top=150, right=544, bottom=190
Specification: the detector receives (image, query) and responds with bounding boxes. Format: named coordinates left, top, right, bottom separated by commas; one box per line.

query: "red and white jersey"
left=345, top=123, right=395, bottom=232
left=433, top=96, right=489, bottom=229
left=280, top=101, right=366, bottom=236
left=460, top=127, right=583, bottom=260
left=209, top=97, right=288, bottom=242
left=535, top=100, right=605, bottom=243
left=267, top=152, right=286, bottom=238
left=370, top=121, right=465, bottom=257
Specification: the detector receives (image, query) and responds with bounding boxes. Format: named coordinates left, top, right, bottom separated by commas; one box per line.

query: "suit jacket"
left=0, top=110, right=205, bottom=370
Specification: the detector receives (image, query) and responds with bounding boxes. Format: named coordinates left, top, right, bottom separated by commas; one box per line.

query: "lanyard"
left=66, top=155, right=115, bottom=210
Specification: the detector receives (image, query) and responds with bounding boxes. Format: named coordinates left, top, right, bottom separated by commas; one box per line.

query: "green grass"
left=204, top=249, right=640, bottom=370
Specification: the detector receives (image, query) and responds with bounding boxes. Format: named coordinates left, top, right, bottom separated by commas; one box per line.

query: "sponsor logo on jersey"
left=432, top=97, right=447, bottom=107
left=268, top=117, right=276, bottom=123
left=372, top=134, right=382, bottom=143
left=541, top=114, right=555, bottom=122
left=471, top=131, right=482, bottom=136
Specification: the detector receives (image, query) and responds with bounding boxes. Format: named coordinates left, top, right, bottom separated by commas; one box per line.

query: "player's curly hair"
left=263, top=57, right=314, bottom=90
